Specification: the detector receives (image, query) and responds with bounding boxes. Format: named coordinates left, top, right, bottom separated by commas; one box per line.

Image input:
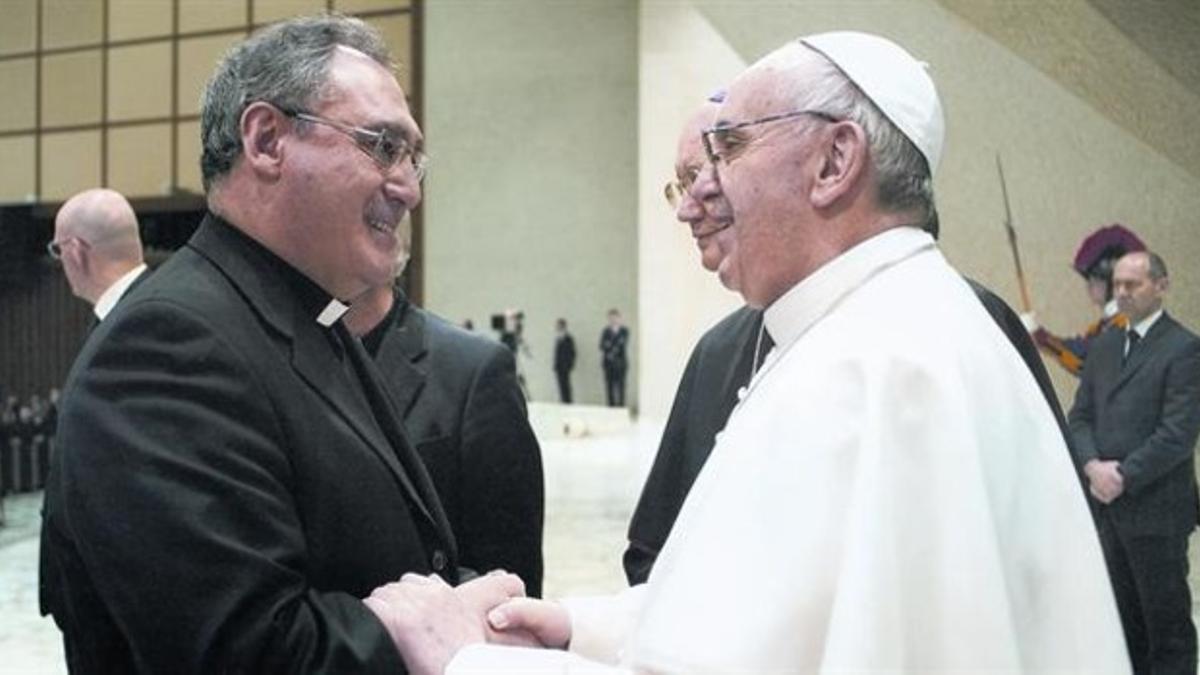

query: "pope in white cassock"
left=366, top=31, right=1130, bottom=675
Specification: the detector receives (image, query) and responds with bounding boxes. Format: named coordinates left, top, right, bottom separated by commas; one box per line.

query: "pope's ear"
left=239, top=102, right=287, bottom=181
left=810, top=120, right=869, bottom=210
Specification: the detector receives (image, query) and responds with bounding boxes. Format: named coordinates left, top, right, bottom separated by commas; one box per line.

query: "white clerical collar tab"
left=316, top=298, right=350, bottom=327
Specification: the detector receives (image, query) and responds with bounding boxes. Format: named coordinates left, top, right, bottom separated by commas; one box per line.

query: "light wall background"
left=423, top=0, right=639, bottom=408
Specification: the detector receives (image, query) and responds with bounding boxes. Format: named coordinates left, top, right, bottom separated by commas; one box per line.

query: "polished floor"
left=0, top=407, right=660, bottom=674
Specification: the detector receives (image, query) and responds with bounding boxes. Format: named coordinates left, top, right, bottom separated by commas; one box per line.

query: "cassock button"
left=431, top=549, right=447, bottom=572
left=736, top=386, right=748, bottom=401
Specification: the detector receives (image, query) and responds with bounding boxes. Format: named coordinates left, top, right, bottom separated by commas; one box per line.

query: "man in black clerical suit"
left=1070, top=251, right=1200, bottom=675
left=49, top=188, right=152, bottom=325
left=40, top=16, right=521, bottom=674
left=346, top=283, right=545, bottom=597
left=624, top=305, right=761, bottom=583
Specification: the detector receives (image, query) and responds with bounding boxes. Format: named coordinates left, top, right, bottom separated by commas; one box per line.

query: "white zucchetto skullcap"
left=799, top=31, right=945, bottom=175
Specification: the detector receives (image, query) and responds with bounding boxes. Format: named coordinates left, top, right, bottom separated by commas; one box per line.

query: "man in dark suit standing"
left=40, top=15, right=521, bottom=674
left=599, top=309, right=629, bottom=406
left=1070, top=250, right=1200, bottom=675
left=553, top=318, right=576, bottom=403
left=48, top=188, right=151, bottom=323
left=345, top=282, right=545, bottom=597
left=624, top=101, right=760, bottom=583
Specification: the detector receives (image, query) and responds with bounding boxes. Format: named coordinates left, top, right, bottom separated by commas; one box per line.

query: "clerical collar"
left=315, top=299, right=348, bottom=327
left=94, top=262, right=148, bottom=320
left=210, top=214, right=348, bottom=328
left=763, top=227, right=935, bottom=351
left=1130, top=308, right=1163, bottom=338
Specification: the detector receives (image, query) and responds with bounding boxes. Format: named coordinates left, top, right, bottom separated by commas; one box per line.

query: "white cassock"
left=450, top=227, right=1129, bottom=674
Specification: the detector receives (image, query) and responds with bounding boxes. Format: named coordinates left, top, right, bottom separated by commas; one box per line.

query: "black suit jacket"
left=624, top=306, right=761, bottom=584
left=1069, top=311, right=1200, bottom=536
left=41, top=215, right=456, bottom=674
left=600, top=325, right=629, bottom=369
left=364, top=294, right=545, bottom=596
left=40, top=265, right=154, bottom=613
left=554, top=333, right=576, bottom=373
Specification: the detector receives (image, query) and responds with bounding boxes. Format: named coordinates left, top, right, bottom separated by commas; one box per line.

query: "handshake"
left=363, top=570, right=569, bottom=675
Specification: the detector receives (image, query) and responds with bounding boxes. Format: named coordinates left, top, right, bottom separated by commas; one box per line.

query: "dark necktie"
left=755, top=326, right=775, bottom=371
left=1123, top=330, right=1140, bottom=367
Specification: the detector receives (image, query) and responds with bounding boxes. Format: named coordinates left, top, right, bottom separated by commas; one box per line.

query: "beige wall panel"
left=0, top=136, right=36, bottom=204
left=0, top=0, right=37, bottom=56
left=367, top=15, right=413, bottom=95
left=337, top=0, right=411, bottom=13
left=0, top=59, right=36, bottom=132
left=41, top=51, right=102, bottom=128
left=255, top=0, right=326, bottom=24
left=109, top=0, right=172, bottom=41
left=178, top=33, right=243, bottom=116
left=41, top=130, right=101, bottom=202
left=108, top=42, right=172, bottom=121
left=176, top=120, right=203, bottom=194
left=108, top=124, right=171, bottom=197
left=42, top=0, right=103, bottom=49
left=424, top=0, right=638, bottom=407
left=180, top=0, right=247, bottom=33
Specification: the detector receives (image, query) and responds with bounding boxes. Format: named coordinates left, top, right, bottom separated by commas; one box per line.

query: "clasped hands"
left=363, top=570, right=571, bottom=675
left=1084, top=459, right=1125, bottom=504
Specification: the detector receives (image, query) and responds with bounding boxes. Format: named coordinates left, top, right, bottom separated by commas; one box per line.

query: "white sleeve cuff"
left=561, top=585, right=647, bottom=665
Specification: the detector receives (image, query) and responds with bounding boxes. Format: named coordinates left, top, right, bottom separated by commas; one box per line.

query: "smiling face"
left=673, top=105, right=738, bottom=286
left=278, top=46, right=423, bottom=300
left=711, top=63, right=833, bottom=308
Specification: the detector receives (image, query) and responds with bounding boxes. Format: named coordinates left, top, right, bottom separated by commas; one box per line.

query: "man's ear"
left=810, top=120, right=869, bottom=209
left=64, top=241, right=88, bottom=276
left=239, top=102, right=287, bottom=181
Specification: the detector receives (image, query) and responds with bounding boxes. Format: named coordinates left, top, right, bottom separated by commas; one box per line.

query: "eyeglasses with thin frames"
left=701, top=109, right=838, bottom=165
left=283, top=109, right=428, bottom=181
left=46, top=236, right=87, bottom=260
left=663, top=166, right=702, bottom=209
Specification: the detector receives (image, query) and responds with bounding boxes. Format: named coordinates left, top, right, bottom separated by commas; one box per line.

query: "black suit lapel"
left=339, top=327, right=455, bottom=554
left=1110, top=314, right=1174, bottom=395
left=715, top=310, right=762, bottom=412
left=354, top=297, right=456, bottom=558
left=373, top=298, right=429, bottom=419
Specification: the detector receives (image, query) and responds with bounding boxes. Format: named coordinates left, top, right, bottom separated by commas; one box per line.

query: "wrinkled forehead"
left=321, top=46, right=422, bottom=140
left=715, top=70, right=788, bottom=126
left=717, top=44, right=821, bottom=124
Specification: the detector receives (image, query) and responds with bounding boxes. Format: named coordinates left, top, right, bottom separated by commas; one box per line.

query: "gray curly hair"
left=199, top=14, right=393, bottom=192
